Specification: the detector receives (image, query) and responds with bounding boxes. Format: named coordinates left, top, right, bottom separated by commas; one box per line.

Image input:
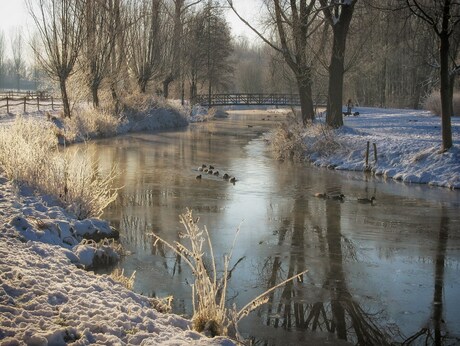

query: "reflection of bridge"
left=195, top=93, right=326, bottom=107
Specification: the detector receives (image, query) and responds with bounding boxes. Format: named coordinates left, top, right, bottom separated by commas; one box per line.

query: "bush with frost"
left=0, top=117, right=119, bottom=219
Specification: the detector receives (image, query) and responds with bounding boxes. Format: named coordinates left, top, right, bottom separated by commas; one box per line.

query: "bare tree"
left=319, top=0, right=358, bottom=128
left=183, top=2, right=233, bottom=102
left=405, top=0, right=460, bottom=151
left=161, top=0, right=203, bottom=98
left=27, top=0, right=86, bottom=118
left=83, top=0, right=121, bottom=108
left=228, top=0, right=324, bottom=125
left=10, top=27, right=25, bottom=91
left=127, top=0, right=164, bottom=93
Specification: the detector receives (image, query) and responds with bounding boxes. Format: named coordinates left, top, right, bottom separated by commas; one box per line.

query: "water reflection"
left=81, top=113, right=460, bottom=345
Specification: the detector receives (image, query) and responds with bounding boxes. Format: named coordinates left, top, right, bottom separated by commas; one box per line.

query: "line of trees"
left=1, top=0, right=458, bottom=149
left=20, top=0, right=233, bottom=118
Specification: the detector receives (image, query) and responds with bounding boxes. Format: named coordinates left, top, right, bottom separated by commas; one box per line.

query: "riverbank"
left=0, top=104, right=234, bottom=345
left=273, top=107, right=460, bottom=189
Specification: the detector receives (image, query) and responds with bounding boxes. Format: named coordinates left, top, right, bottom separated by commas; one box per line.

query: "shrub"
left=0, top=117, right=119, bottom=219
left=423, top=90, right=460, bottom=116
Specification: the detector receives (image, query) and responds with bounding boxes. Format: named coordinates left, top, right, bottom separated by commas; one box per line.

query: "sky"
left=0, top=0, right=262, bottom=59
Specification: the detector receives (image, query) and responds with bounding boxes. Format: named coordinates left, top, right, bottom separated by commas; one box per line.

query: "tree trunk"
left=163, top=75, right=173, bottom=98
left=326, top=33, right=346, bottom=128
left=60, top=77, right=71, bottom=118
left=325, top=3, right=355, bottom=128
left=296, top=74, right=314, bottom=125
left=91, top=83, right=100, bottom=108
left=439, top=4, right=453, bottom=151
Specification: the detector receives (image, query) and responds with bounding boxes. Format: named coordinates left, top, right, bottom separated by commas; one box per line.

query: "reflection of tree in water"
left=402, top=208, right=451, bottom=346
left=258, top=196, right=393, bottom=345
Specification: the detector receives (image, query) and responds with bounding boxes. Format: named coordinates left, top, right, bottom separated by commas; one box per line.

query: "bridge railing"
left=195, top=93, right=303, bottom=106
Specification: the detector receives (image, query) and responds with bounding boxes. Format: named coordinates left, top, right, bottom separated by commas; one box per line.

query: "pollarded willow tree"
left=161, top=0, right=204, bottom=99
left=27, top=0, right=86, bottom=118
left=404, top=0, right=460, bottom=151
left=83, top=0, right=121, bottom=108
left=228, top=0, right=323, bottom=125
left=127, top=0, right=165, bottom=93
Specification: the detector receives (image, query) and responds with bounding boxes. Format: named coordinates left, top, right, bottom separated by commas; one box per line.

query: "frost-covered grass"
left=423, top=90, right=460, bottom=116
left=63, top=105, right=120, bottom=142
left=271, top=107, right=460, bottom=189
left=0, top=117, right=119, bottom=219
left=270, top=114, right=306, bottom=161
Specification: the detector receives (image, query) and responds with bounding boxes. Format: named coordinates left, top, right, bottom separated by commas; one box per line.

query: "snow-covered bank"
left=301, top=107, right=460, bottom=189
left=0, top=237, right=233, bottom=345
left=0, top=173, right=233, bottom=345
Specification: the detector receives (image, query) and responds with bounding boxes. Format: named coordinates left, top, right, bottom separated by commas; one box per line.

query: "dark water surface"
left=87, top=112, right=460, bottom=345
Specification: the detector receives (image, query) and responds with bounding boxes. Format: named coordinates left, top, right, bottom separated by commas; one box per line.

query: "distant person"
left=346, top=99, right=353, bottom=115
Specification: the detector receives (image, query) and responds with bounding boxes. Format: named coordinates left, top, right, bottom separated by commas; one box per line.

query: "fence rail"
left=0, top=94, right=62, bottom=114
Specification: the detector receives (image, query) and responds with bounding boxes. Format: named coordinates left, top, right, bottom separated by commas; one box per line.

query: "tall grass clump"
left=0, top=117, right=119, bottom=219
left=270, top=115, right=307, bottom=161
left=64, top=105, right=121, bottom=142
left=423, top=90, right=460, bottom=116
left=152, top=209, right=307, bottom=340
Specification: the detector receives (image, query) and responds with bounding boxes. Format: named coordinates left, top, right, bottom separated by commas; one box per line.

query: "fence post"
left=365, top=141, right=370, bottom=168
left=6, top=97, right=9, bottom=113
left=37, top=97, right=40, bottom=111
left=51, top=97, right=54, bottom=110
left=373, top=143, right=378, bottom=163
left=24, top=97, right=26, bottom=113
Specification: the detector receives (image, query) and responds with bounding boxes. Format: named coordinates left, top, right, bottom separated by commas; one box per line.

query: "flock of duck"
left=196, top=164, right=237, bottom=184
left=314, top=192, right=376, bottom=204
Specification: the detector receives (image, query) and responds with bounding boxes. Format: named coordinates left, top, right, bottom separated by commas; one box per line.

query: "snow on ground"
left=0, top=174, right=233, bottom=345
left=307, top=107, right=460, bottom=189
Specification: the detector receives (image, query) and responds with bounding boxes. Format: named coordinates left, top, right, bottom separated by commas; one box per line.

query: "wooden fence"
left=0, top=91, right=62, bottom=114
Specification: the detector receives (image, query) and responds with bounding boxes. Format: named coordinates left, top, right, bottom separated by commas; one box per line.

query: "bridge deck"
left=195, top=93, right=302, bottom=106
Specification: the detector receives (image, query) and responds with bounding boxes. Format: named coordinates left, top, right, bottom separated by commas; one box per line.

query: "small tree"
left=28, top=0, right=86, bottom=118
left=10, top=27, right=25, bottom=91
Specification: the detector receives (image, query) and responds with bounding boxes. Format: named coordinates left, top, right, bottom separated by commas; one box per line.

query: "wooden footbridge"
left=195, top=93, right=302, bottom=107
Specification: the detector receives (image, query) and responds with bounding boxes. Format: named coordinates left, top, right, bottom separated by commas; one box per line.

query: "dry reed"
left=151, top=209, right=308, bottom=341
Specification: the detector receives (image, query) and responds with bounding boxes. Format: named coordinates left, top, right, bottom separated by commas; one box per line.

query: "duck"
left=229, top=177, right=237, bottom=183
left=198, top=166, right=204, bottom=171
left=213, top=171, right=219, bottom=176
left=223, top=173, right=230, bottom=180
left=330, top=194, right=345, bottom=201
left=357, top=196, right=375, bottom=204
left=201, top=164, right=207, bottom=168
left=209, top=165, right=215, bottom=170
left=314, top=192, right=327, bottom=198
left=196, top=175, right=202, bottom=180
left=204, top=168, right=209, bottom=173
left=208, top=169, right=213, bottom=174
